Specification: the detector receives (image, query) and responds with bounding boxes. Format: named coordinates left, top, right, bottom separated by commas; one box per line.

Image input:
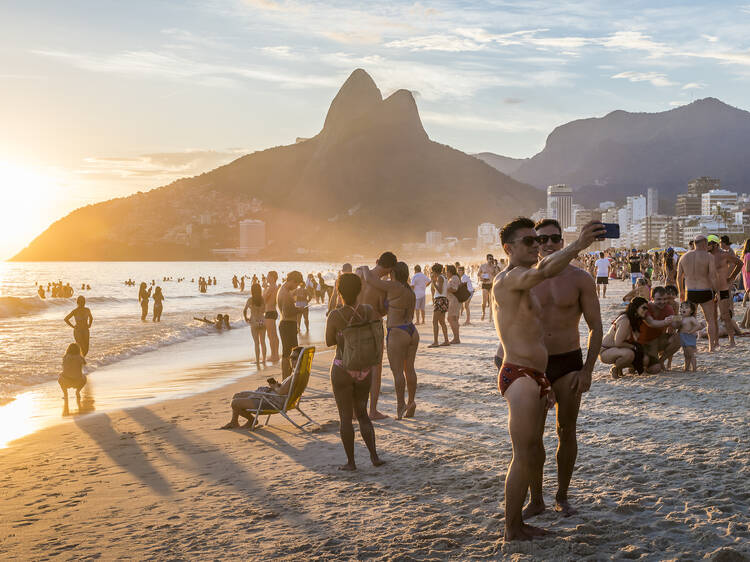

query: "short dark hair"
left=651, top=286, right=667, bottom=297
left=414, top=264, right=421, bottom=273
left=377, top=252, right=397, bottom=268
left=431, top=263, right=443, bottom=274
left=286, top=270, right=303, bottom=285
left=500, top=217, right=535, bottom=245
left=599, top=252, right=605, bottom=258
left=446, top=264, right=457, bottom=277
left=337, top=273, right=361, bottom=305
left=720, top=235, right=731, bottom=245
left=534, top=218, right=562, bottom=234
left=665, top=284, right=678, bottom=296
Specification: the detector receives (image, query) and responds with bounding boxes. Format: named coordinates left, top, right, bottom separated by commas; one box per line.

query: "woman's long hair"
left=665, top=248, right=674, bottom=272
left=622, top=296, right=648, bottom=334
left=251, top=282, right=263, bottom=307
left=743, top=238, right=750, bottom=256
left=392, top=262, right=412, bottom=292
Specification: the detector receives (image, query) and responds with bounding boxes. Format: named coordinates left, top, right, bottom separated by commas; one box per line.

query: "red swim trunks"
left=498, top=363, right=551, bottom=399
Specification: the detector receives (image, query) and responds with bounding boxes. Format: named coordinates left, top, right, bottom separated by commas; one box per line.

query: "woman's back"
left=385, top=284, right=415, bottom=327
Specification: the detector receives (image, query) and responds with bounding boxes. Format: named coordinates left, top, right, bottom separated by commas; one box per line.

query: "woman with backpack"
left=364, top=262, right=419, bottom=420
left=325, top=273, right=385, bottom=471
left=445, top=264, right=461, bottom=344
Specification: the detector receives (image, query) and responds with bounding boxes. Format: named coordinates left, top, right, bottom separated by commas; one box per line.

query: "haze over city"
left=3, top=0, right=750, bottom=258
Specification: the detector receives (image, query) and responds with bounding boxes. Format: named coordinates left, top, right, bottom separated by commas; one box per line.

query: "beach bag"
left=454, top=282, right=471, bottom=303
left=340, top=306, right=383, bottom=370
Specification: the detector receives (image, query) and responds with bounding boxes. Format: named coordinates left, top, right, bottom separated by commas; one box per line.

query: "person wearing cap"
left=677, top=235, right=720, bottom=351
left=707, top=234, right=744, bottom=347
left=478, top=254, right=498, bottom=321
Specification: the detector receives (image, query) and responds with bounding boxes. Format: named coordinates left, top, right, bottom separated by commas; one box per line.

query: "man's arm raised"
left=502, top=221, right=606, bottom=291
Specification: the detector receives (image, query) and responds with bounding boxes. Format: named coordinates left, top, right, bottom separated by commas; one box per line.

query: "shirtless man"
left=277, top=271, right=303, bottom=379
left=479, top=254, right=498, bottom=321
left=677, top=235, right=720, bottom=351
left=708, top=234, right=744, bottom=347
left=494, top=218, right=604, bottom=541
left=521, top=219, right=603, bottom=519
left=358, top=252, right=397, bottom=420
left=64, top=296, right=93, bottom=356
left=263, top=271, right=280, bottom=362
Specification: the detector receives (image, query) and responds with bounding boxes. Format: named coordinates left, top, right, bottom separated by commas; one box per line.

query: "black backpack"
left=454, top=282, right=471, bottom=303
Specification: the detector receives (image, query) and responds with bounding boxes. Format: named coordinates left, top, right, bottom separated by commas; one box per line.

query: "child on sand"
left=59, top=343, right=87, bottom=400
left=677, top=301, right=704, bottom=372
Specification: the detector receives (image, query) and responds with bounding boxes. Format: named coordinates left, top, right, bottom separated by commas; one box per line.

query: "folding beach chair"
left=248, top=346, right=317, bottom=431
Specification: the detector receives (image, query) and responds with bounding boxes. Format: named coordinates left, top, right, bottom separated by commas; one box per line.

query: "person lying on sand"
left=194, top=314, right=230, bottom=329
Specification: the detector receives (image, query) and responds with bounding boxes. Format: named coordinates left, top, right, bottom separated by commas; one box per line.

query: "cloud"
left=702, top=34, right=719, bottom=43
left=612, top=71, right=676, bottom=87
left=504, top=97, right=524, bottom=104
left=682, top=82, right=706, bottom=90
left=385, top=35, right=484, bottom=52
left=32, top=48, right=340, bottom=89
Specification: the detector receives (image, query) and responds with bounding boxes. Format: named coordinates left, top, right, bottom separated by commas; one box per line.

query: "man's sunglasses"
left=537, top=234, right=562, bottom=244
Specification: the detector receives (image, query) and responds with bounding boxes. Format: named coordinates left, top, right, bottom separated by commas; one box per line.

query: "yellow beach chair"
left=249, top=346, right=317, bottom=431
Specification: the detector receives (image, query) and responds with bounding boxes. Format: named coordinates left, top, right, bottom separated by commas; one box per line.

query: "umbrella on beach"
left=647, top=248, right=662, bottom=254
left=672, top=247, right=688, bottom=253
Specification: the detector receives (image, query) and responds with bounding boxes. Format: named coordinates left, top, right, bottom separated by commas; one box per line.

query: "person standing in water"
left=152, top=286, right=164, bottom=322
left=244, top=282, right=267, bottom=364
left=263, top=271, right=280, bottom=362
left=64, top=296, right=93, bottom=357
left=138, top=282, right=152, bottom=321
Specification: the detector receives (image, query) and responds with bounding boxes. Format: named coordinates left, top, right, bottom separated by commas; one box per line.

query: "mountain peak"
left=322, top=69, right=382, bottom=132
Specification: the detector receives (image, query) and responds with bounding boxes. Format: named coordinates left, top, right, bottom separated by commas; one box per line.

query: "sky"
left=1, top=0, right=750, bottom=259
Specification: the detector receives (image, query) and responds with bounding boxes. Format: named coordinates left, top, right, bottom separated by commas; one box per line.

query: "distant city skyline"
left=2, top=1, right=750, bottom=258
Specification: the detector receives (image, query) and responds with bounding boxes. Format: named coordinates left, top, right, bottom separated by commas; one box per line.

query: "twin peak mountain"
left=14, top=69, right=540, bottom=260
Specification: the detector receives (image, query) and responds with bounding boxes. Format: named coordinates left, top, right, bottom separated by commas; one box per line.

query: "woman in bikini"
left=429, top=263, right=450, bottom=347
left=243, top=282, right=267, bottom=364
left=325, top=273, right=385, bottom=471
left=365, top=262, right=419, bottom=419
left=600, top=296, right=649, bottom=379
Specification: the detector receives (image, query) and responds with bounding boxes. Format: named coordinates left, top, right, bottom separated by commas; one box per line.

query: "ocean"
left=0, top=261, right=338, bottom=401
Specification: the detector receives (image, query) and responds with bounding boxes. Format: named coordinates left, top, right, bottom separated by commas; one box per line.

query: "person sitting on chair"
left=220, top=347, right=302, bottom=429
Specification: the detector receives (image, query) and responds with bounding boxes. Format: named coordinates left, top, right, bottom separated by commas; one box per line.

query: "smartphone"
left=600, top=223, right=620, bottom=239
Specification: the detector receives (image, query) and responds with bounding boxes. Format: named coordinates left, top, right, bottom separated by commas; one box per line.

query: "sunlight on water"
left=0, top=392, right=40, bottom=448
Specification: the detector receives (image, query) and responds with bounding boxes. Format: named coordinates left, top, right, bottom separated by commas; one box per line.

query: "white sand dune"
left=0, top=279, right=748, bottom=560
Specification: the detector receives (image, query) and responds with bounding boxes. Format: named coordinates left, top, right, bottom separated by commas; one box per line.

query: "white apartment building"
left=477, top=223, right=499, bottom=247
left=426, top=230, right=443, bottom=247
left=547, top=184, right=573, bottom=229
left=701, top=189, right=738, bottom=215
left=239, top=219, right=266, bottom=254
left=647, top=188, right=659, bottom=216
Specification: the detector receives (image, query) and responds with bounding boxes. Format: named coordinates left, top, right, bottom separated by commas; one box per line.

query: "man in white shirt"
left=410, top=265, right=430, bottom=325
left=458, top=265, right=474, bottom=325
left=594, top=252, right=611, bottom=298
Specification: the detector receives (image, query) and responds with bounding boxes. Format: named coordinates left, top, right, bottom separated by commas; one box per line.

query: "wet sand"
left=0, top=280, right=748, bottom=560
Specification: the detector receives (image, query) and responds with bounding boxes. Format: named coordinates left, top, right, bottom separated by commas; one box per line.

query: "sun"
left=0, top=161, right=65, bottom=259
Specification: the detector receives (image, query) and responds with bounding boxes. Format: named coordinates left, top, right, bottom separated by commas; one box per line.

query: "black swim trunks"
left=482, top=282, right=493, bottom=291
left=278, top=320, right=298, bottom=358
left=719, top=290, right=730, bottom=300
left=687, top=289, right=714, bottom=304
left=264, top=310, right=279, bottom=320
left=545, top=348, right=584, bottom=385
left=596, top=276, right=608, bottom=285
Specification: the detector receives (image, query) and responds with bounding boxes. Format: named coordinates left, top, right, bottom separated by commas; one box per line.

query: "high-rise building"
left=599, top=201, right=616, bottom=210
left=477, top=223, right=498, bottom=247
left=546, top=184, right=573, bottom=229
left=701, top=189, right=738, bottom=215
left=647, top=188, right=659, bottom=216
left=688, top=177, right=720, bottom=195
left=426, top=231, right=443, bottom=247
left=239, top=219, right=266, bottom=254
left=676, top=193, right=701, bottom=216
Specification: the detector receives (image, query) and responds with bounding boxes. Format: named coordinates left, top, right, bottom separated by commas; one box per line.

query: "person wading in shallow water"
left=64, top=296, right=93, bottom=357
left=520, top=218, right=603, bottom=519
left=263, top=271, right=280, bottom=362
left=493, top=217, right=604, bottom=542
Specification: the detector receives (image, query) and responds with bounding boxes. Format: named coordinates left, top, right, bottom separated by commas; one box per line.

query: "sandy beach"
left=1, top=279, right=748, bottom=561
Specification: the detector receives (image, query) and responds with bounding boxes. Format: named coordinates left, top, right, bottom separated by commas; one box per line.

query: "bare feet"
left=522, top=500, right=546, bottom=519
left=522, top=523, right=549, bottom=537
left=404, top=402, right=416, bottom=418
left=610, top=366, right=621, bottom=379
left=369, top=410, right=389, bottom=420
left=427, top=342, right=439, bottom=348
left=220, top=421, right=239, bottom=429
left=371, top=455, right=385, bottom=467
left=503, top=526, right=533, bottom=542
left=554, top=499, right=578, bottom=517
left=338, top=462, right=356, bottom=471
left=439, top=341, right=450, bottom=347
left=450, top=339, right=461, bottom=344
left=396, top=403, right=405, bottom=420
left=241, top=417, right=255, bottom=429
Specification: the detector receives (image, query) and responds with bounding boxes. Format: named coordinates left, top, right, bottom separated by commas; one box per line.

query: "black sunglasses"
left=515, top=235, right=541, bottom=246
left=537, top=234, right=562, bottom=244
